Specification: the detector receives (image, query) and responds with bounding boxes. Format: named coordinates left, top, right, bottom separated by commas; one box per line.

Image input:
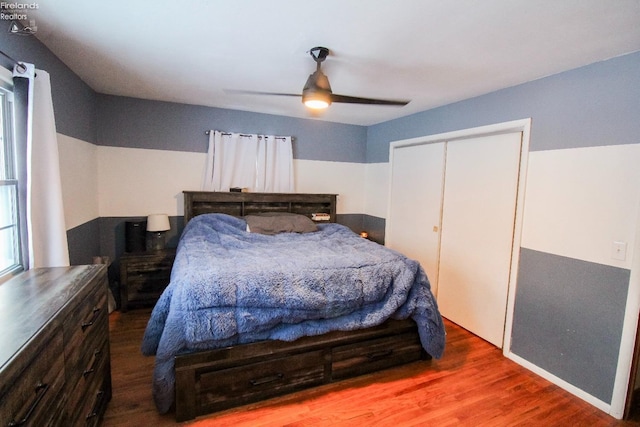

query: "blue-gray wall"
left=0, top=21, right=96, bottom=144
left=367, top=53, right=640, bottom=160
left=96, top=94, right=367, bottom=162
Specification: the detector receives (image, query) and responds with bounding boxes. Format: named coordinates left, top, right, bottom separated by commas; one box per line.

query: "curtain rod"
left=0, top=49, right=27, bottom=74
left=205, top=130, right=293, bottom=141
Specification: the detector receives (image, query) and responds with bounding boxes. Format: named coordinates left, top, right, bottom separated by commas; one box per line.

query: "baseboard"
left=506, top=351, right=612, bottom=416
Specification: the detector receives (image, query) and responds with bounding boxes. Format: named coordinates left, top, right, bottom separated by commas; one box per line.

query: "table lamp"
left=147, top=214, right=170, bottom=251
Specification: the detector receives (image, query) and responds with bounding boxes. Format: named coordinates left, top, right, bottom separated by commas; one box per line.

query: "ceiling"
left=26, top=0, right=640, bottom=126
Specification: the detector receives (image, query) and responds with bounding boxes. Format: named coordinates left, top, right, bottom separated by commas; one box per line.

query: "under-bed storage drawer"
left=174, top=319, right=426, bottom=422
left=196, top=350, right=328, bottom=413
left=331, top=332, right=423, bottom=380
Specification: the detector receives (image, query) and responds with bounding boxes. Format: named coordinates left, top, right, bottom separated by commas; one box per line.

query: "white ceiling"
left=28, top=0, right=640, bottom=126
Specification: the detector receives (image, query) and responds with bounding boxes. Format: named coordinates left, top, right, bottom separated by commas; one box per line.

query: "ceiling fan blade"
left=330, top=93, right=409, bottom=106
left=225, top=89, right=301, bottom=98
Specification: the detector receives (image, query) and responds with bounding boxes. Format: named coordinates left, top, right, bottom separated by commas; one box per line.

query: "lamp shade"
left=147, top=214, right=170, bottom=232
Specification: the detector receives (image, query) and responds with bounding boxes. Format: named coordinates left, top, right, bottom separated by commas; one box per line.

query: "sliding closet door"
left=436, top=132, right=522, bottom=347
left=386, top=142, right=445, bottom=294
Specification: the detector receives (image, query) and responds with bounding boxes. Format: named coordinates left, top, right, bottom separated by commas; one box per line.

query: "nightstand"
left=119, top=248, right=176, bottom=312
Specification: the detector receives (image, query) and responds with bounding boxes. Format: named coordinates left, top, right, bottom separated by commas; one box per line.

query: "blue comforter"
left=141, top=213, right=445, bottom=413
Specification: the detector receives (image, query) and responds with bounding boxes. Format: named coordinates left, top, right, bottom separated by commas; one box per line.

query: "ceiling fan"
left=228, top=47, right=410, bottom=110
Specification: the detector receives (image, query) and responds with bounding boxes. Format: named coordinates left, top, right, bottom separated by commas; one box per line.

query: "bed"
left=141, top=191, right=445, bottom=421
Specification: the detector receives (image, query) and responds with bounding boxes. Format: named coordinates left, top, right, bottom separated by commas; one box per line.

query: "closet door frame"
left=386, top=118, right=531, bottom=355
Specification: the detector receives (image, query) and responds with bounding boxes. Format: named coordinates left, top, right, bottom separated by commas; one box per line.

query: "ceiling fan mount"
left=227, top=46, right=410, bottom=110
left=309, top=46, right=330, bottom=64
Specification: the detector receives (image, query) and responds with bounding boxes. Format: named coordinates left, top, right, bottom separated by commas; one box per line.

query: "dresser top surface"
left=0, top=265, right=106, bottom=374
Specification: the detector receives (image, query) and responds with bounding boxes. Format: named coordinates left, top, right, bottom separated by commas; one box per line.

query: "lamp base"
left=147, top=232, right=166, bottom=251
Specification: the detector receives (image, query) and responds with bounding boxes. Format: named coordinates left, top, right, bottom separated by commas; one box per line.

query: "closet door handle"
left=8, top=382, right=49, bottom=426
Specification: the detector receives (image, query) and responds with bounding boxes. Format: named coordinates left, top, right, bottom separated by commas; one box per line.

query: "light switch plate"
left=612, top=241, right=627, bottom=261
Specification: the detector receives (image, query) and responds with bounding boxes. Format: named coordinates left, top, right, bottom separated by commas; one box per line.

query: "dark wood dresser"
left=119, top=249, right=175, bottom=311
left=0, top=265, right=112, bottom=426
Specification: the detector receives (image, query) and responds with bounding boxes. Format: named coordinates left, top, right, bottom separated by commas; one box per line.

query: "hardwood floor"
left=104, top=309, right=640, bottom=426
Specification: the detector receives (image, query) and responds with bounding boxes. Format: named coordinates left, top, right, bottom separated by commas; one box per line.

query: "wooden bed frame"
left=183, top=191, right=337, bottom=223
left=173, top=191, right=428, bottom=421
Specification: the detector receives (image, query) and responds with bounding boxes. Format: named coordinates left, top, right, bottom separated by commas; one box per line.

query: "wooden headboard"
left=183, top=191, right=337, bottom=224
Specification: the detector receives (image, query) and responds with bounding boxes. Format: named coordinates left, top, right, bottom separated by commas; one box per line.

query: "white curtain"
left=14, top=64, right=69, bottom=268
left=203, top=130, right=294, bottom=192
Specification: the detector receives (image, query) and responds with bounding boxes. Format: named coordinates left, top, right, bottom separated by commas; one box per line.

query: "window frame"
left=0, top=67, right=24, bottom=282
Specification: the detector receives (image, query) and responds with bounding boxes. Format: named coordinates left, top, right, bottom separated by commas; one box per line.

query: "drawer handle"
left=7, top=382, right=49, bottom=427
left=81, top=307, right=102, bottom=331
left=86, top=390, right=106, bottom=420
left=249, top=373, right=284, bottom=386
left=83, top=349, right=103, bottom=378
left=367, top=349, right=394, bottom=361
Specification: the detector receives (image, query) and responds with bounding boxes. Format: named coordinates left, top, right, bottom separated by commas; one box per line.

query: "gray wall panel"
left=367, top=52, right=640, bottom=162
left=363, top=215, right=386, bottom=245
left=97, top=94, right=367, bottom=163
left=67, top=218, right=101, bottom=266
left=511, top=248, right=630, bottom=403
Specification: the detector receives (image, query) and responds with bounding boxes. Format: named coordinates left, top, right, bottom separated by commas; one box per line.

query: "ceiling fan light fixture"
left=304, top=100, right=330, bottom=109
left=302, top=68, right=332, bottom=109
left=303, top=93, right=331, bottom=109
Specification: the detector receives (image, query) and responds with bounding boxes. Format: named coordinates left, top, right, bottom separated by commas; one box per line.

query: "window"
left=0, top=74, right=22, bottom=279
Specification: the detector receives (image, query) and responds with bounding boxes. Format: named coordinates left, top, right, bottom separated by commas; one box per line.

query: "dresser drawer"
left=331, top=332, right=423, bottom=380
left=66, top=339, right=110, bottom=427
left=197, top=350, right=327, bottom=413
left=63, top=284, right=108, bottom=383
left=62, top=273, right=111, bottom=426
left=0, top=331, right=66, bottom=426
left=82, top=386, right=111, bottom=427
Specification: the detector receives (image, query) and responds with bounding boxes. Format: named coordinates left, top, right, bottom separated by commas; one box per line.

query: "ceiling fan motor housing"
left=302, top=69, right=332, bottom=107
